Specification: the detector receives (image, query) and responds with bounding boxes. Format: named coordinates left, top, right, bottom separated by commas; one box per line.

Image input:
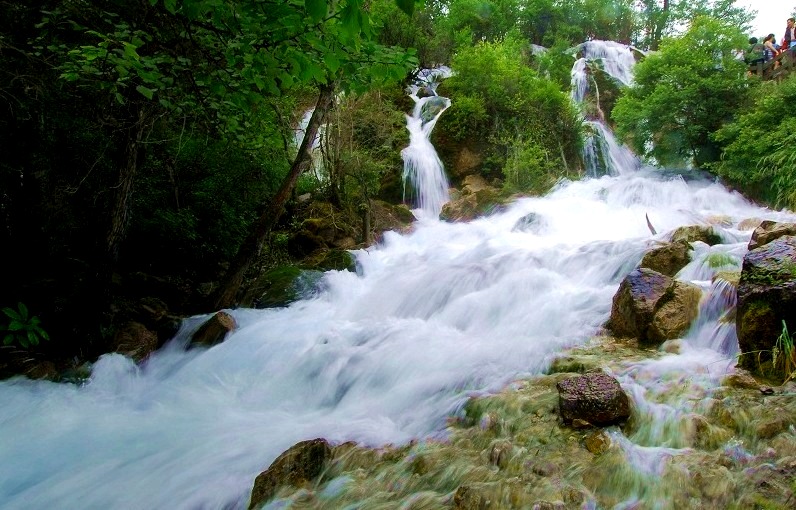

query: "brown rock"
left=112, top=321, right=158, bottom=362
left=557, top=372, right=631, bottom=426
left=639, top=240, right=691, bottom=277
left=584, top=430, right=610, bottom=454
left=249, top=439, right=332, bottom=509
left=453, top=485, right=489, bottom=510
left=190, top=311, right=237, bottom=347
left=748, top=220, right=796, bottom=250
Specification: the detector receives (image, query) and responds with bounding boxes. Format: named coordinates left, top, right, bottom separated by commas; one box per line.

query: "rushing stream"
left=2, top=48, right=796, bottom=510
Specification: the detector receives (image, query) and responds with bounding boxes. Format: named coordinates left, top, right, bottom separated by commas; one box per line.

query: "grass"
left=773, top=320, right=796, bottom=383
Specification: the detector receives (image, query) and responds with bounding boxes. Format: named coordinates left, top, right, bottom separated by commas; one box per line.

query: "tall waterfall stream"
left=2, top=44, right=796, bottom=510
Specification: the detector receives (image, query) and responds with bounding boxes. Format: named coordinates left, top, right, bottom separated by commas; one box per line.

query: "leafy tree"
left=437, top=36, right=581, bottom=189
left=711, top=77, right=796, bottom=209
left=636, top=0, right=751, bottom=50
left=611, top=16, right=750, bottom=167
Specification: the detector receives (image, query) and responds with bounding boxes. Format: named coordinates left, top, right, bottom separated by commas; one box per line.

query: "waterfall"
left=401, top=67, right=452, bottom=218
left=570, top=40, right=641, bottom=176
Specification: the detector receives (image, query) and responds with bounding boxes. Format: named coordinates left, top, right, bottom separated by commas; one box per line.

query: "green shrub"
left=2, top=302, right=50, bottom=349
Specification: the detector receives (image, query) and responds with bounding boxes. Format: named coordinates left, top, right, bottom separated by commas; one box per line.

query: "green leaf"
left=164, top=0, right=178, bottom=14
left=324, top=53, right=340, bottom=74
left=27, top=331, right=38, bottom=347
left=3, top=335, right=13, bottom=346
left=136, top=85, right=155, bottom=99
left=305, top=0, right=327, bottom=21
left=2, top=307, right=20, bottom=321
left=395, top=0, right=414, bottom=17
left=8, top=321, right=23, bottom=331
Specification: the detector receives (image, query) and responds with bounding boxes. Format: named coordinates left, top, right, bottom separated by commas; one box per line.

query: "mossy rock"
left=306, top=249, right=356, bottom=272
left=249, top=266, right=325, bottom=308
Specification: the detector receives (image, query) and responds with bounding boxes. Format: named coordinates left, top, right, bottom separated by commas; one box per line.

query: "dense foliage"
left=710, top=77, right=796, bottom=210
left=2, top=0, right=787, bottom=368
left=437, top=36, right=581, bottom=191
left=612, top=17, right=751, bottom=167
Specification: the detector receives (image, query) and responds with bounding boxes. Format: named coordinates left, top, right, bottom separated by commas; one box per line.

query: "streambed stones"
left=556, top=372, right=630, bottom=426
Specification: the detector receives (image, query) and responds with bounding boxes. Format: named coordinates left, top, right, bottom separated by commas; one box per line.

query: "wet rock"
left=190, top=311, right=236, bottom=347
left=670, top=225, right=722, bottom=246
left=736, top=235, right=796, bottom=381
left=249, top=438, right=332, bottom=509
left=111, top=321, right=158, bottom=362
left=748, top=220, right=796, bottom=250
left=512, top=212, right=547, bottom=234
left=547, top=355, right=599, bottom=374
left=488, top=440, right=512, bottom=469
left=660, top=339, right=683, bottom=354
left=694, top=466, right=735, bottom=504
left=571, top=418, right=592, bottom=429
left=738, top=217, right=764, bottom=231
left=532, top=501, right=565, bottom=510
left=529, top=460, right=559, bottom=477
left=760, top=386, right=775, bottom=395
left=440, top=181, right=503, bottom=222
left=722, top=369, right=760, bottom=390
left=453, top=484, right=489, bottom=510
left=584, top=430, right=610, bottom=454
left=556, top=372, right=630, bottom=426
left=247, top=266, right=324, bottom=309
left=607, top=268, right=701, bottom=346
left=756, top=416, right=791, bottom=439
left=638, top=240, right=691, bottom=277
left=420, top=96, right=449, bottom=124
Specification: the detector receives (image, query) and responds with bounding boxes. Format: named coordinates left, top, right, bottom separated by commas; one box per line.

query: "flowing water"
left=401, top=68, right=452, bottom=218
left=2, top=167, right=794, bottom=509
left=2, top=56, right=796, bottom=509
left=572, top=40, right=641, bottom=177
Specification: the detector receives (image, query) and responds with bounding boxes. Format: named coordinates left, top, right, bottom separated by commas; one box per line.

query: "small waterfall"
left=570, top=40, right=641, bottom=176
left=401, top=68, right=452, bottom=218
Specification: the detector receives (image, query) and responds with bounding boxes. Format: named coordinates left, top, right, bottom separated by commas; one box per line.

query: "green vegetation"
left=773, top=320, right=796, bottom=383
left=711, top=77, right=796, bottom=210
left=2, top=303, right=50, bottom=349
left=612, top=17, right=750, bottom=167
left=5, top=0, right=791, bottom=369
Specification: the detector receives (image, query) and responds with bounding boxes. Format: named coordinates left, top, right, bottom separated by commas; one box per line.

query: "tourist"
left=784, top=18, right=796, bottom=49
left=745, top=37, right=765, bottom=66
left=763, top=34, right=779, bottom=61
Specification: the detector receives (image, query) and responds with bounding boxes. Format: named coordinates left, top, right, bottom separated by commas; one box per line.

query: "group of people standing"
left=746, top=17, right=796, bottom=67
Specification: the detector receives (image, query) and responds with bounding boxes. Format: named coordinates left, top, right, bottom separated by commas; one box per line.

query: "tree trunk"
left=211, top=83, right=336, bottom=310
left=105, top=106, right=149, bottom=265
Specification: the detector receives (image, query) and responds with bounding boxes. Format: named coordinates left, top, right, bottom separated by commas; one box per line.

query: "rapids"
left=1, top=169, right=795, bottom=509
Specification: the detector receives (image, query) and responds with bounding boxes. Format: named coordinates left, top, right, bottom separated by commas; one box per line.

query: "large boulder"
left=736, top=235, right=796, bottom=381
left=607, top=268, right=702, bottom=346
left=557, top=372, right=630, bottom=426
left=249, top=438, right=332, bottom=509
left=440, top=177, right=504, bottom=222
left=748, top=220, right=796, bottom=250
left=638, top=240, right=691, bottom=277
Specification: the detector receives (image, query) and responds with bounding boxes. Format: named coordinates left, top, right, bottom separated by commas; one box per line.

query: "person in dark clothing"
left=784, top=18, right=796, bottom=49
left=745, top=37, right=765, bottom=66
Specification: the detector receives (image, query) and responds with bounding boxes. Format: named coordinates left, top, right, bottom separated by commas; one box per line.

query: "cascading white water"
left=571, top=40, right=641, bottom=176
left=1, top=165, right=795, bottom=508
left=401, top=68, right=452, bottom=218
